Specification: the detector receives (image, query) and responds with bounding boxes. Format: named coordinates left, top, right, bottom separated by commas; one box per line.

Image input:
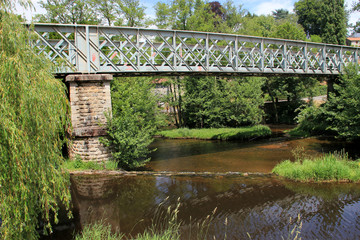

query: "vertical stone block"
left=66, top=74, right=113, bottom=161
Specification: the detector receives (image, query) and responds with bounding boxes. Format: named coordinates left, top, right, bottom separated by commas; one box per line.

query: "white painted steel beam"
left=27, top=23, right=359, bottom=77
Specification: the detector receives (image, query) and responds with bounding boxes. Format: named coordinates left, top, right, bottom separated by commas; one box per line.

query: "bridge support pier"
left=65, top=74, right=113, bottom=161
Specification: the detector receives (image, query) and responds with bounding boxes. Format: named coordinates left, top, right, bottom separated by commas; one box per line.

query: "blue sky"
left=17, top=0, right=360, bottom=25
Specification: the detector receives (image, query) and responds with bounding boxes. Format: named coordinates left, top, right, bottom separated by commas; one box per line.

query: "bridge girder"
left=27, top=23, right=359, bottom=77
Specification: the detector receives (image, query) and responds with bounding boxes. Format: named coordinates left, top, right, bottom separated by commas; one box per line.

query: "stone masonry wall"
left=66, top=74, right=113, bottom=161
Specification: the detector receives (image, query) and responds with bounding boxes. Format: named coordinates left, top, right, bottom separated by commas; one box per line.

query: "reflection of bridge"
left=30, top=23, right=358, bottom=77
left=26, top=23, right=360, bottom=161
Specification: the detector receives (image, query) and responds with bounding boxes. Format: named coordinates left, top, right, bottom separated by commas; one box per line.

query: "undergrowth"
left=63, top=156, right=118, bottom=171
left=273, top=148, right=360, bottom=182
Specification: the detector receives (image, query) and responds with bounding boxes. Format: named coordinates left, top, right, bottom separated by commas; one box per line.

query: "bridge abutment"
left=65, top=74, right=113, bottom=161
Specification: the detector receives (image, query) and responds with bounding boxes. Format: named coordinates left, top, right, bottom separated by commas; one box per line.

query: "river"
left=42, top=127, right=360, bottom=239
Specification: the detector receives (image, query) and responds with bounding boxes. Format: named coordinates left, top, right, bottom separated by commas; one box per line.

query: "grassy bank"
left=156, top=125, right=271, bottom=140
left=63, top=158, right=118, bottom=171
left=273, top=152, right=360, bottom=182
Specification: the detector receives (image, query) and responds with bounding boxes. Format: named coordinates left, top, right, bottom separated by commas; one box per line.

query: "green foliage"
left=38, top=0, right=99, bottom=24
left=272, top=9, right=290, bottom=21
left=38, top=0, right=147, bottom=27
left=272, top=22, right=306, bottom=41
left=63, top=158, right=118, bottom=171
left=0, top=0, right=33, bottom=12
left=102, top=77, right=162, bottom=170
left=273, top=151, right=360, bottom=182
left=292, top=65, right=360, bottom=140
left=118, top=0, right=146, bottom=27
left=264, top=76, right=324, bottom=124
left=154, top=0, right=245, bottom=33
left=89, top=0, right=117, bottom=25
left=294, top=0, right=346, bottom=44
left=183, top=76, right=264, bottom=128
left=239, top=15, right=276, bottom=37
left=75, top=222, right=124, bottom=240
left=157, top=125, right=272, bottom=140
left=0, top=12, right=71, bottom=239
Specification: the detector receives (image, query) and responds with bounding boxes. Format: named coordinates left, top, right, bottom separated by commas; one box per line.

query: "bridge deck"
left=28, top=23, right=359, bottom=77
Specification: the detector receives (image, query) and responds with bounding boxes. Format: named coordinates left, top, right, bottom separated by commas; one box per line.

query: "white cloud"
left=253, top=0, right=294, bottom=16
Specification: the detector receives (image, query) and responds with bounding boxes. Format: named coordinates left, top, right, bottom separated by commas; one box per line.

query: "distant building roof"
left=347, top=37, right=360, bottom=41
left=347, top=32, right=360, bottom=40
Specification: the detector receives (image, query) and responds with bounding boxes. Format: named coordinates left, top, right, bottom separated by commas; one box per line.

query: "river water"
left=43, top=127, right=360, bottom=239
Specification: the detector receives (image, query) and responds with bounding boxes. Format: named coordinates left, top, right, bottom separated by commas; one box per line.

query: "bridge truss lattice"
left=29, top=23, right=359, bottom=77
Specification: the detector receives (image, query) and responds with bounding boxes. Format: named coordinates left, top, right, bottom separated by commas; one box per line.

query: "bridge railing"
left=28, top=23, right=359, bottom=76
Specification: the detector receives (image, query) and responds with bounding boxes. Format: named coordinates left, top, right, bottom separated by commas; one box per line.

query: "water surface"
left=146, top=136, right=359, bottom=173
left=42, top=130, right=360, bottom=239
left=68, top=174, right=360, bottom=240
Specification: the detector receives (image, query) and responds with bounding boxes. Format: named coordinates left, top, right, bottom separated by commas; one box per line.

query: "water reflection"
left=70, top=174, right=360, bottom=239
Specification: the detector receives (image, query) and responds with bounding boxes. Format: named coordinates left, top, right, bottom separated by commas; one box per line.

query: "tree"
left=222, top=0, right=247, bottom=32
left=272, top=9, right=289, bottom=21
left=1, top=0, right=33, bottom=12
left=154, top=2, right=172, bottom=29
left=39, top=0, right=98, bottom=24
left=294, top=0, right=346, bottom=44
left=182, top=76, right=264, bottom=128
left=238, top=15, right=277, bottom=37
left=117, top=0, right=146, bottom=27
left=272, top=22, right=306, bottom=40
left=102, top=77, right=162, bottom=169
left=0, top=11, right=71, bottom=239
left=90, top=0, right=117, bottom=25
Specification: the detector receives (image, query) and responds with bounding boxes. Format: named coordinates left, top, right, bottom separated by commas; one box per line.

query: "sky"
left=16, top=0, right=360, bottom=27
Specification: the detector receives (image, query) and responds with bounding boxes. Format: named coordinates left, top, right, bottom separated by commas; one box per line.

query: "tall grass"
left=75, top=199, right=304, bottom=240
left=75, top=222, right=124, bottom=240
left=157, top=125, right=271, bottom=140
left=273, top=150, right=360, bottom=182
left=75, top=198, right=220, bottom=240
left=63, top=157, right=118, bottom=171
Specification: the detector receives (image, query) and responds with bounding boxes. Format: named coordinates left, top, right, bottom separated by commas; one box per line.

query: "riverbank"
left=273, top=152, right=360, bottom=182
left=156, top=125, right=271, bottom=140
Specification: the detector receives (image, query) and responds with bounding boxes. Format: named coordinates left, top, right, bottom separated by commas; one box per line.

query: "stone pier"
left=65, top=74, right=113, bottom=161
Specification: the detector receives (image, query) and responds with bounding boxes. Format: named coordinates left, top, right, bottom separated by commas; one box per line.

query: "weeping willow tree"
left=0, top=9, right=71, bottom=240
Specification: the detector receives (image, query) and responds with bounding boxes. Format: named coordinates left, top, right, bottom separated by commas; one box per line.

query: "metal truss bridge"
left=28, top=23, right=359, bottom=77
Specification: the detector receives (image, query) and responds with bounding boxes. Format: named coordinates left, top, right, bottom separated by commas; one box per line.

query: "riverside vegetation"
left=157, top=125, right=271, bottom=140
left=75, top=198, right=302, bottom=240
left=273, top=149, right=360, bottom=182
left=1, top=0, right=358, bottom=239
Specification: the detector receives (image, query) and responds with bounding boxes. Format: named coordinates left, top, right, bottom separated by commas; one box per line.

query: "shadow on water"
left=44, top=174, right=360, bottom=240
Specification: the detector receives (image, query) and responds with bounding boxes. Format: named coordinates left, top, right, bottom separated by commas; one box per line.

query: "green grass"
left=273, top=151, right=360, bottom=182
left=75, top=222, right=124, bottom=240
left=63, top=157, right=118, bottom=171
left=157, top=125, right=272, bottom=141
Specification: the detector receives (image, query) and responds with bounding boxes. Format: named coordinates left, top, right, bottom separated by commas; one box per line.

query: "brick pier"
left=65, top=74, right=113, bottom=161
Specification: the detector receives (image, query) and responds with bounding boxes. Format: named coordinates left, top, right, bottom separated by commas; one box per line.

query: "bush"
left=291, top=64, right=360, bottom=140
left=102, top=77, right=162, bottom=170
left=273, top=152, right=360, bottom=182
